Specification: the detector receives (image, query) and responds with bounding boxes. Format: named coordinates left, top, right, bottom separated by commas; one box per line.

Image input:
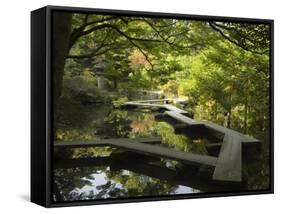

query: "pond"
left=53, top=99, right=270, bottom=202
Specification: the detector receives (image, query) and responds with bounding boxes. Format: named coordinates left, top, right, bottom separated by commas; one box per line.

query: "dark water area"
left=53, top=99, right=270, bottom=202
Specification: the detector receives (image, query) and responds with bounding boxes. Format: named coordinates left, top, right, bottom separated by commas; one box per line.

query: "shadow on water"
left=53, top=100, right=270, bottom=202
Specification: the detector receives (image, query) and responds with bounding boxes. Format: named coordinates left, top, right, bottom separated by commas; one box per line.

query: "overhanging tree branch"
left=129, top=18, right=195, bottom=50
left=69, top=16, right=203, bottom=68
left=69, top=23, right=159, bottom=68
left=69, top=23, right=164, bottom=51
left=67, top=44, right=127, bottom=59
left=68, top=31, right=111, bottom=59
left=208, top=22, right=266, bottom=55
left=84, top=16, right=118, bottom=26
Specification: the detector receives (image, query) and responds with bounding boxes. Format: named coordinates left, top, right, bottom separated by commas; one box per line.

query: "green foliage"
left=54, top=14, right=271, bottom=197
left=154, top=122, right=191, bottom=152
left=112, top=96, right=128, bottom=108
left=61, top=13, right=270, bottom=153
left=161, top=80, right=179, bottom=97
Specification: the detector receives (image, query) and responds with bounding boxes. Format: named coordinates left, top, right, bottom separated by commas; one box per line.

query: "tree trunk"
left=244, top=97, right=248, bottom=134
left=113, top=78, right=118, bottom=89
left=227, top=109, right=231, bottom=128
left=53, top=12, right=72, bottom=112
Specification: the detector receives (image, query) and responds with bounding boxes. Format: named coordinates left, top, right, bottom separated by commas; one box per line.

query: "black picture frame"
left=31, top=5, right=274, bottom=208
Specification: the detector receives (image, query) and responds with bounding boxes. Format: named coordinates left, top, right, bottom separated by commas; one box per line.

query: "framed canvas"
left=31, top=5, right=274, bottom=207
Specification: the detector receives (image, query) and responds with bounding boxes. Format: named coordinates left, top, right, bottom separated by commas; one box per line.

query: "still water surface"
left=53, top=101, right=269, bottom=202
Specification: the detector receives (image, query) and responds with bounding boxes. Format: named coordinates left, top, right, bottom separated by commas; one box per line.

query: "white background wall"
left=0, top=0, right=279, bottom=212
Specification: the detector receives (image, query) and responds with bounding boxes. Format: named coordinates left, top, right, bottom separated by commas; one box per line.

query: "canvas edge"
left=30, top=5, right=274, bottom=208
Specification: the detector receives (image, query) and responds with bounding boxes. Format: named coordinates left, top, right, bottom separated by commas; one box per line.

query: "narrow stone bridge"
left=55, top=99, right=260, bottom=182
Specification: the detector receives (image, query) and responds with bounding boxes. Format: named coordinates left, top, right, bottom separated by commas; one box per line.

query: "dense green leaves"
left=53, top=13, right=271, bottom=199
left=60, top=13, right=271, bottom=141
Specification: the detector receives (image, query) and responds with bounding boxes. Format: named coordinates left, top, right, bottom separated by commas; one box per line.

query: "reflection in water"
left=53, top=100, right=270, bottom=202
left=54, top=166, right=199, bottom=202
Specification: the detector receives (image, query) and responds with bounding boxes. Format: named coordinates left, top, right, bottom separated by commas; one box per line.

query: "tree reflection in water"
left=53, top=166, right=199, bottom=202
left=53, top=101, right=269, bottom=202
